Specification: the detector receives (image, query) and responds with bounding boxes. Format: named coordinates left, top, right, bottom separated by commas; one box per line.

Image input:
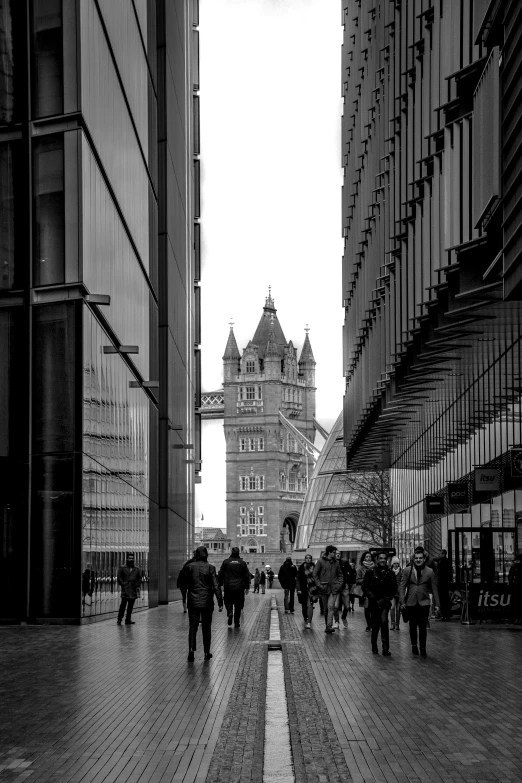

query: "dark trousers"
left=224, top=590, right=244, bottom=625
left=188, top=607, right=213, bottom=652
left=369, top=602, right=390, bottom=649
left=439, top=585, right=451, bottom=619
left=408, top=604, right=430, bottom=649
left=284, top=588, right=295, bottom=612
left=117, top=596, right=135, bottom=622
left=300, top=593, right=314, bottom=622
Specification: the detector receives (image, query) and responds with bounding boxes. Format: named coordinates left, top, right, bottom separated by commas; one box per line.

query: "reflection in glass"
left=32, top=0, right=63, bottom=118
left=33, top=134, right=64, bottom=286
left=0, top=141, right=20, bottom=290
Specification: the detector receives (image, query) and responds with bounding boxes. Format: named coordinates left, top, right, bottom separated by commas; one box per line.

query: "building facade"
left=0, top=0, right=201, bottom=622
left=342, top=1, right=522, bottom=581
left=223, top=293, right=316, bottom=561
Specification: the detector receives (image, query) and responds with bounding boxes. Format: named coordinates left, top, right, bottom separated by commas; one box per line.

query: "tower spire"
left=222, top=322, right=240, bottom=360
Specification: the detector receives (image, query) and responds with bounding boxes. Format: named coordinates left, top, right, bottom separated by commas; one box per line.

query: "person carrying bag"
left=399, top=548, right=440, bottom=657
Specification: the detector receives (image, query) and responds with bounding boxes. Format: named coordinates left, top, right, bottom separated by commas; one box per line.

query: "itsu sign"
left=470, top=584, right=511, bottom=621
left=474, top=468, right=500, bottom=492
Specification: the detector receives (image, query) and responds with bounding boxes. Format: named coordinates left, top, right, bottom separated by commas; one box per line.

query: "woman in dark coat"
left=179, top=546, right=223, bottom=661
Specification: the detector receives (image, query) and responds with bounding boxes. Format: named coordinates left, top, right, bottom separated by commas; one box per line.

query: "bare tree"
left=341, top=469, right=393, bottom=546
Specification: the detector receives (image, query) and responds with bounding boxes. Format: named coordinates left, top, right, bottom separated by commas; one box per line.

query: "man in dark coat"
left=176, top=551, right=196, bottom=613
left=435, top=549, right=453, bottom=620
left=117, top=553, right=142, bottom=625
left=278, top=557, right=298, bottom=614
left=179, top=546, right=223, bottom=661
left=313, top=545, right=343, bottom=632
left=362, top=551, right=397, bottom=656
left=218, top=547, right=250, bottom=628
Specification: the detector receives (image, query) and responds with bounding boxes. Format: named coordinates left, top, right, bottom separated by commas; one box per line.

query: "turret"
left=264, top=326, right=281, bottom=379
left=298, top=328, right=316, bottom=387
left=223, top=325, right=240, bottom=381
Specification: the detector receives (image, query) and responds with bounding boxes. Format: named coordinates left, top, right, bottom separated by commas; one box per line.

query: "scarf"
left=303, top=562, right=319, bottom=602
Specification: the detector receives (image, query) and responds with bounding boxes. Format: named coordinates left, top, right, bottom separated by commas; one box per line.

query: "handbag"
left=352, top=584, right=364, bottom=598
left=401, top=564, right=415, bottom=622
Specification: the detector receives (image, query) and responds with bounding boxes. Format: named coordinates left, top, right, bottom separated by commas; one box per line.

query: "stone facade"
left=222, top=292, right=316, bottom=565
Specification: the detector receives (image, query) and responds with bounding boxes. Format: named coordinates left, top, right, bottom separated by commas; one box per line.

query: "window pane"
left=32, top=0, right=63, bottom=118
left=0, top=0, right=24, bottom=124
left=0, top=141, right=21, bottom=289
left=33, top=134, right=64, bottom=285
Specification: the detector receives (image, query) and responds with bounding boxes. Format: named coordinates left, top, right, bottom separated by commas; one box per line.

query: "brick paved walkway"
left=1, top=590, right=521, bottom=783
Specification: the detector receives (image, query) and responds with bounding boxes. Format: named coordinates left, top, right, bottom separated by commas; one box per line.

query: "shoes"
left=227, top=614, right=233, bottom=626
left=285, top=610, right=289, bottom=614
left=116, top=620, right=122, bottom=625
left=325, top=627, right=335, bottom=634
left=411, top=645, right=419, bottom=655
left=305, top=621, right=311, bottom=629
left=420, top=649, right=427, bottom=658
left=124, top=621, right=135, bottom=625
left=382, top=649, right=392, bottom=657
left=188, top=650, right=195, bottom=662
left=333, top=621, right=339, bottom=629
left=204, top=652, right=213, bottom=660
left=372, top=646, right=379, bottom=654
left=396, top=625, right=400, bottom=631
left=342, top=618, right=348, bottom=628
left=290, top=611, right=294, bottom=614
left=183, top=609, right=187, bottom=614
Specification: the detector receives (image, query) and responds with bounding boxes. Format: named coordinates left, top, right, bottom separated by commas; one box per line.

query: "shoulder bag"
left=401, top=564, right=414, bottom=622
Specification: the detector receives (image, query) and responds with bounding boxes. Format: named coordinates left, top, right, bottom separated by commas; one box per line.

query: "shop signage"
left=468, top=584, right=512, bottom=621
left=425, top=495, right=444, bottom=514
left=447, top=482, right=469, bottom=506
left=510, top=448, right=522, bottom=478
left=474, top=468, right=500, bottom=492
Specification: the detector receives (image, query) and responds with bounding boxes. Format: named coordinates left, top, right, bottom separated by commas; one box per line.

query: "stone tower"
left=222, top=291, right=316, bottom=565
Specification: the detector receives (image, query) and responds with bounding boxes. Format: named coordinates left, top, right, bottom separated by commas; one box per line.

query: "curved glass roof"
left=295, top=412, right=374, bottom=550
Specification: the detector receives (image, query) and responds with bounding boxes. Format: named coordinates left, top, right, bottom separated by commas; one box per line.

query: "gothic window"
left=289, top=471, right=297, bottom=491
left=261, top=545, right=265, bottom=553
left=258, top=386, right=262, bottom=399
left=246, top=360, right=255, bottom=373
left=248, top=437, right=256, bottom=451
left=280, top=472, right=286, bottom=490
left=249, top=510, right=256, bottom=524
left=257, top=476, right=265, bottom=490
left=258, top=506, right=264, bottom=515
left=246, top=386, right=255, bottom=400
left=239, top=506, right=246, bottom=515
left=240, top=476, right=248, bottom=491
left=239, top=438, right=247, bottom=452
left=239, top=387, right=244, bottom=400
left=249, top=475, right=256, bottom=490
left=258, top=437, right=264, bottom=451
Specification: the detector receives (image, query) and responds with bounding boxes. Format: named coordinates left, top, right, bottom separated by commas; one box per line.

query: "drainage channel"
left=263, top=597, right=295, bottom=783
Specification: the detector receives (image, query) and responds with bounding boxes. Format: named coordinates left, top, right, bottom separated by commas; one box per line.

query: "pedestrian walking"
left=362, top=551, right=397, bottom=656
left=348, top=560, right=357, bottom=612
left=297, top=554, right=319, bottom=628
left=179, top=546, right=223, bottom=661
left=313, top=545, right=343, bottom=633
left=434, top=549, right=452, bottom=620
left=278, top=557, right=298, bottom=613
left=177, top=551, right=196, bottom=613
left=315, top=550, right=327, bottom=616
left=400, top=549, right=440, bottom=657
left=355, top=551, right=374, bottom=631
left=253, top=568, right=261, bottom=593
left=389, top=557, right=402, bottom=630
left=218, top=546, right=250, bottom=628
left=260, top=570, right=266, bottom=594
left=116, top=553, right=141, bottom=625
left=266, top=567, right=274, bottom=589
left=508, top=553, right=522, bottom=624
left=333, top=551, right=356, bottom=628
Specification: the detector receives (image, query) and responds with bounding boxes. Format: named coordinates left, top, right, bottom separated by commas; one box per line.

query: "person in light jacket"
left=400, top=549, right=440, bottom=657
left=313, top=545, right=344, bottom=633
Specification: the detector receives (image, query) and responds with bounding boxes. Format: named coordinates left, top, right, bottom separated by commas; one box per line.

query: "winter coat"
left=278, top=561, right=298, bottom=590
left=177, top=557, right=194, bottom=590
left=339, top=560, right=356, bottom=590
left=362, top=565, right=397, bottom=608
left=313, top=557, right=343, bottom=595
left=390, top=567, right=402, bottom=599
left=254, top=571, right=261, bottom=586
left=180, top=559, right=223, bottom=610
left=399, top=564, right=440, bottom=608
left=218, top=555, right=251, bottom=593
left=117, top=566, right=142, bottom=599
left=260, top=571, right=266, bottom=585
left=297, top=562, right=319, bottom=601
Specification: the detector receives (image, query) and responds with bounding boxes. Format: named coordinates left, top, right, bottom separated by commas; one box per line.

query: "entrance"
left=449, top=527, right=518, bottom=585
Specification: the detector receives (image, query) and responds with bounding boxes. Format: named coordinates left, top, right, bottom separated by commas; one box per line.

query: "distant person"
left=400, top=549, right=440, bottom=657
left=278, top=557, right=298, bottom=614
left=348, top=560, right=357, bottom=612
left=435, top=549, right=452, bottom=620
left=297, top=554, right=318, bottom=628
left=334, top=551, right=356, bottom=628
left=179, top=546, right=223, bottom=661
left=177, top=551, right=196, bottom=613
left=356, top=551, right=375, bottom=631
left=266, top=567, right=274, bottom=589
left=218, top=547, right=250, bottom=628
left=253, top=568, right=261, bottom=593
left=362, top=551, right=397, bottom=656
left=389, top=557, right=402, bottom=630
left=117, top=553, right=141, bottom=625
left=316, top=550, right=328, bottom=616
left=508, top=553, right=522, bottom=624
left=260, top=569, right=266, bottom=594
left=313, top=545, right=343, bottom=633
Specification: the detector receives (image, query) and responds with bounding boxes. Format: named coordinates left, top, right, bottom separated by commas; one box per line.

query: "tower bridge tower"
left=222, top=291, right=316, bottom=562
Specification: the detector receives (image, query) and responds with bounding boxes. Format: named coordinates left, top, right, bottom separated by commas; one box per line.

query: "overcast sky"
left=195, top=0, right=342, bottom=529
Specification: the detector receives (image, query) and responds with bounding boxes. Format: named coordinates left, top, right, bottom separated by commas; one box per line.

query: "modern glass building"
left=0, top=1, right=201, bottom=622
left=342, top=1, right=522, bottom=582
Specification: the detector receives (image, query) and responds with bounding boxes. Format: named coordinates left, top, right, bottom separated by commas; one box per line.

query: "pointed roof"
left=251, top=289, right=288, bottom=358
left=265, top=325, right=280, bottom=358
left=299, top=330, right=316, bottom=365
left=223, top=326, right=240, bottom=360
